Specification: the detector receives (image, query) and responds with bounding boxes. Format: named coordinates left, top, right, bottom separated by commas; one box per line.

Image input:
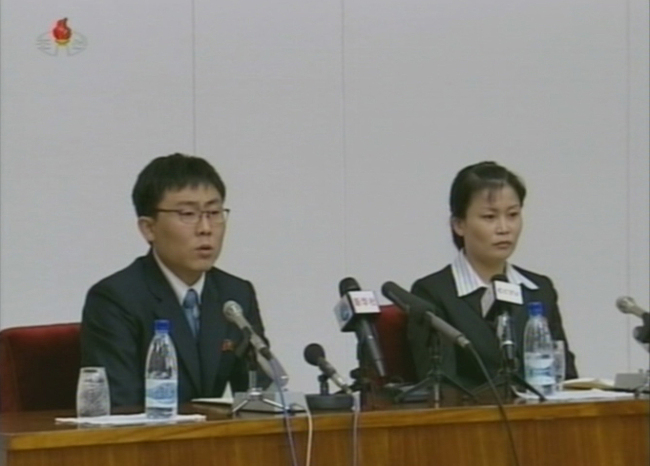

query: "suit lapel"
left=198, top=271, right=227, bottom=395
left=453, top=290, right=502, bottom=370
left=143, top=254, right=202, bottom=393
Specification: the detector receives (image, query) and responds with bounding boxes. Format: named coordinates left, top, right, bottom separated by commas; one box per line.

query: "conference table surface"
left=1, top=396, right=648, bottom=466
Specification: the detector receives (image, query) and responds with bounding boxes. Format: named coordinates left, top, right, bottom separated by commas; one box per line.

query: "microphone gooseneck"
left=381, top=281, right=472, bottom=349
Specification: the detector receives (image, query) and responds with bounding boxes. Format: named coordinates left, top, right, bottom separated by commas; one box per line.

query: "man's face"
left=138, top=185, right=226, bottom=285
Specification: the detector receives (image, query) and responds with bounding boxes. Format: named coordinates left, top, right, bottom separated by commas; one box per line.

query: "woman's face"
left=452, top=185, right=523, bottom=267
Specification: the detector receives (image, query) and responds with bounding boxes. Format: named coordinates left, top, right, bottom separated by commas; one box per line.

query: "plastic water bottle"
left=145, top=320, right=178, bottom=418
left=523, top=302, right=556, bottom=396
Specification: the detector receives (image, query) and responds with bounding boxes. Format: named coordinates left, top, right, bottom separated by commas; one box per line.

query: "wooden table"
left=1, top=399, right=648, bottom=466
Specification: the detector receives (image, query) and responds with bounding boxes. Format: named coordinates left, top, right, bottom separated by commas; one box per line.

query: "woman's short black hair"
left=132, top=153, right=226, bottom=217
left=449, top=161, right=526, bottom=249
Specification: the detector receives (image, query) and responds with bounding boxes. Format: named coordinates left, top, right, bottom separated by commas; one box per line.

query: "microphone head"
left=381, top=281, right=409, bottom=308
left=616, top=296, right=636, bottom=314
left=339, top=277, right=361, bottom=297
left=381, top=281, right=430, bottom=324
left=381, top=281, right=399, bottom=298
left=304, top=343, right=325, bottom=366
left=223, top=300, right=243, bottom=322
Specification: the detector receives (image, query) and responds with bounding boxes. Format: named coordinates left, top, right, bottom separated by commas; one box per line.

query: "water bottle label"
left=524, top=352, right=556, bottom=394
left=145, top=379, right=177, bottom=408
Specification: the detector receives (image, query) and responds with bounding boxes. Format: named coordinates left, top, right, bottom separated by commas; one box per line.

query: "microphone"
left=495, top=312, right=515, bottom=360
left=616, top=297, right=650, bottom=346
left=333, top=277, right=387, bottom=378
left=223, top=300, right=289, bottom=387
left=224, top=301, right=271, bottom=359
left=381, top=281, right=471, bottom=349
left=480, top=274, right=524, bottom=316
left=339, top=277, right=359, bottom=298
left=482, top=274, right=523, bottom=363
left=304, top=343, right=352, bottom=394
left=616, top=296, right=648, bottom=319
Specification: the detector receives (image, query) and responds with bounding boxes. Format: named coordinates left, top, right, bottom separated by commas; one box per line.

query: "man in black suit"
left=81, top=153, right=266, bottom=407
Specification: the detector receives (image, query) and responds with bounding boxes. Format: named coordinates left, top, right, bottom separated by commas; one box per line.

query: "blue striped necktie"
left=182, top=288, right=200, bottom=337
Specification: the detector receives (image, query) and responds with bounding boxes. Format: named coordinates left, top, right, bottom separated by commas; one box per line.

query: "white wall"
left=1, top=0, right=648, bottom=393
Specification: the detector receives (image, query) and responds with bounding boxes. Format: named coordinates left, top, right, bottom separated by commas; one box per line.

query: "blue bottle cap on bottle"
left=154, top=319, right=170, bottom=333
left=527, top=302, right=544, bottom=317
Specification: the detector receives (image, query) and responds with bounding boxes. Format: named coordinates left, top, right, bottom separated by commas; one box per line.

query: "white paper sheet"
left=55, top=413, right=206, bottom=426
left=515, top=389, right=635, bottom=401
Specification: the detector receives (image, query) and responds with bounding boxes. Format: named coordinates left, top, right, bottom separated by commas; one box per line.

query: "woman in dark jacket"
left=409, top=161, right=577, bottom=390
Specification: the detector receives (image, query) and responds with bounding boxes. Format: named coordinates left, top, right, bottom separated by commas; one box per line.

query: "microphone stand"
left=318, top=373, right=329, bottom=395
left=614, top=317, right=649, bottom=394
left=396, top=329, right=474, bottom=407
left=634, top=317, right=650, bottom=394
left=231, top=329, right=287, bottom=415
left=634, top=314, right=650, bottom=348
left=473, top=311, right=546, bottom=401
left=305, top=374, right=354, bottom=410
left=354, top=351, right=381, bottom=408
left=354, top=329, right=390, bottom=409
left=499, top=345, right=518, bottom=401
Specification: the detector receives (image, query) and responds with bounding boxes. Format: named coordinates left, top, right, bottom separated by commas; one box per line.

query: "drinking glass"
left=76, top=367, right=110, bottom=418
left=553, top=340, right=566, bottom=392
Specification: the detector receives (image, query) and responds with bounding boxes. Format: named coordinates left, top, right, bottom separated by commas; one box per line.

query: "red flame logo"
left=52, top=18, right=72, bottom=45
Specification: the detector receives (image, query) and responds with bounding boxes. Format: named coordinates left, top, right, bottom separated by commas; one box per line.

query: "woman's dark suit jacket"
left=409, top=265, right=578, bottom=390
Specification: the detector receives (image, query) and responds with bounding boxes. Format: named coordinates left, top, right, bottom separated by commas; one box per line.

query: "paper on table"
left=515, top=389, right=634, bottom=402
left=562, top=377, right=615, bottom=390
left=55, top=413, right=206, bottom=426
left=192, top=397, right=234, bottom=406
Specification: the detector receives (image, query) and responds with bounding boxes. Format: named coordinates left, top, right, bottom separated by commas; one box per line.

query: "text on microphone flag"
left=494, top=281, right=523, bottom=305
left=349, top=291, right=380, bottom=314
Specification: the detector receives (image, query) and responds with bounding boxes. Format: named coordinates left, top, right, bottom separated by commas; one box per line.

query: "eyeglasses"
left=155, top=208, right=231, bottom=225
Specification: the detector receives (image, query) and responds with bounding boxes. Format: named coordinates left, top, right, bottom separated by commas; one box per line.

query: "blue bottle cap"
left=527, top=302, right=544, bottom=317
left=154, top=319, right=170, bottom=333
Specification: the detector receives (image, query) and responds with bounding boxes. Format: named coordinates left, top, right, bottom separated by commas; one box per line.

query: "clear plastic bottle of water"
left=523, top=302, right=556, bottom=396
left=145, top=320, right=178, bottom=418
